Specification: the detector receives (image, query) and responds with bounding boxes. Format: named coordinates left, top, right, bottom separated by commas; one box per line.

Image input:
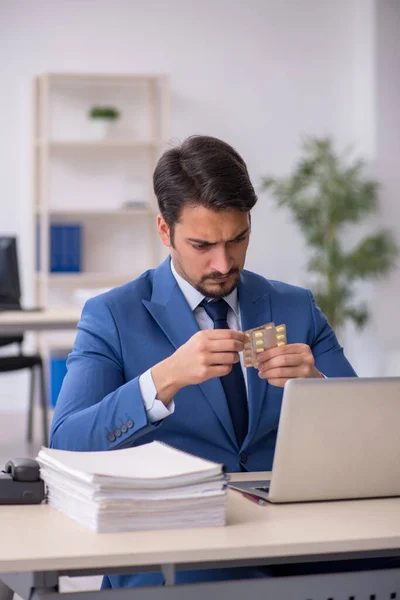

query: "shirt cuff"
left=139, top=369, right=175, bottom=423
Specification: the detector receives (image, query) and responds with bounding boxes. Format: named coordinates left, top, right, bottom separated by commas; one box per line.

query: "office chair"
left=0, top=236, right=49, bottom=446
left=0, top=319, right=49, bottom=447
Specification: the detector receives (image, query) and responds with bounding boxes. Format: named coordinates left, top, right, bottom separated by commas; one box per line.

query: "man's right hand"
left=151, top=329, right=247, bottom=405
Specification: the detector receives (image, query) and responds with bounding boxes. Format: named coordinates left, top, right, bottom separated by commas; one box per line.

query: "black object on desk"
left=0, top=458, right=45, bottom=504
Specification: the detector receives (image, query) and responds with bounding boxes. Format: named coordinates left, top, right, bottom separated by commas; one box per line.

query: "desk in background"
left=0, top=309, right=81, bottom=335
left=0, top=472, right=399, bottom=600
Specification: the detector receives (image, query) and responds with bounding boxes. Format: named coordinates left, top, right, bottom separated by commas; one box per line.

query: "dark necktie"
left=200, top=298, right=248, bottom=447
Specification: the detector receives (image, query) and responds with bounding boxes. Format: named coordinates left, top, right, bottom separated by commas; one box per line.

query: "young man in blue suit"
left=50, top=135, right=356, bottom=587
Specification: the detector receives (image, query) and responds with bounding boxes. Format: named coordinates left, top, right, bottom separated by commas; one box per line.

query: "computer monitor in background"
left=0, top=236, right=21, bottom=308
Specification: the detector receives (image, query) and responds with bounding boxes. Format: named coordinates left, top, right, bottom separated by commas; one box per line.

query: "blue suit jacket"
left=51, top=257, right=356, bottom=470
left=50, top=257, right=356, bottom=588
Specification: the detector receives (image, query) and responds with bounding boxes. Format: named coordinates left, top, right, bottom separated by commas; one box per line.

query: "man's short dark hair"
left=153, top=135, right=258, bottom=242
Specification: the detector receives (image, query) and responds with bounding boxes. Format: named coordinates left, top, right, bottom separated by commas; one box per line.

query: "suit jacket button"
left=114, top=429, right=122, bottom=438
left=127, top=419, right=134, bottom=429
left=239, top=452, right=247, bottom=464
left=107, top=433, right=116, bottom=442
left=120, top=424, right=128, bottom=433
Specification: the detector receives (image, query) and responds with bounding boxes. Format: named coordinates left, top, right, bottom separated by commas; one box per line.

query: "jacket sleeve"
left=307, top=290, right=357, bottom=378
left=50, top=296, right=159, bottom=451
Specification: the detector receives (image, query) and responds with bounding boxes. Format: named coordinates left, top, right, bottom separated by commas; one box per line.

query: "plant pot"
left=88, top=119, right=112, bottom=140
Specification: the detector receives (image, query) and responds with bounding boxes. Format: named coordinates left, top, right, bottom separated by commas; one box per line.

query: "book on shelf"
left=49, top=354, right=68, bottom=407
left=36, top=223, right=82, bottom=273
left=51, top=224, right=82, bottom=272
left=37, top=441, right=228, bottom=533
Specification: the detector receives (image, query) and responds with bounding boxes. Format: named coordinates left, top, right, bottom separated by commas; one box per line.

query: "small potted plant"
left=88, top=105, right=120, bottom=139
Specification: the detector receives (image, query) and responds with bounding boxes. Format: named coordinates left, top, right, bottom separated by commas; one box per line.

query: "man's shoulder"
left=241, top=269, right=310, bottom=299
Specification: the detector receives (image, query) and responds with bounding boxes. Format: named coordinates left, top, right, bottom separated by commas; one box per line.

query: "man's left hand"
left=255, top=343, right=324, bottom=387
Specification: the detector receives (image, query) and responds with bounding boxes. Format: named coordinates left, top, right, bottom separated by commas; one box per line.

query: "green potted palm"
left=88, top=105, right=120, bottom=140
left=261, top=137, right=398, bottom=332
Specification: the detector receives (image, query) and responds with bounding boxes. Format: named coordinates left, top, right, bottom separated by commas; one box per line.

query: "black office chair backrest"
left=0, top=335, right=24, bottom=348
left=0, top=236, right=24, bottom=350
left=0, top=300, right=23, bottom=349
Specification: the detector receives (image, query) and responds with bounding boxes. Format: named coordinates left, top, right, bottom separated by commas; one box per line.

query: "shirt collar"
left=170, top=259, right=239, bottom=316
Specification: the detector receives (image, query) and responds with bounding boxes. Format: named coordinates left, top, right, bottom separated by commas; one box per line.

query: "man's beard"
left=194, top=268, right=241, bottom=299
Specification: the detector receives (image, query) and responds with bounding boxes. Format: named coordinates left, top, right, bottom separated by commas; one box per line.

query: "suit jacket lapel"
left=239, top=271, right=272, bottom=447
left=142, top=258, right=237, bottom=447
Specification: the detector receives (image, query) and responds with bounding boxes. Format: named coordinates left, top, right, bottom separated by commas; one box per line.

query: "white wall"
left=375, top=0, right=400, bottom=370
left=0, top=0, right=396, bottom=409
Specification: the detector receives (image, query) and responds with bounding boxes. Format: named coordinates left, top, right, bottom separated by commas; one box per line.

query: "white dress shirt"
left=139, top=260, right=247, bottom=423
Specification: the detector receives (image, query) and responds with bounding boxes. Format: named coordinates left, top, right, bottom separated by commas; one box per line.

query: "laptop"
left=229, top=377, right=400, bottom=503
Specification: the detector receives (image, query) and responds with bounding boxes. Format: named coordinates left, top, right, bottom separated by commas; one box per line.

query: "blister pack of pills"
left=244, top=322, right=287, bottom=368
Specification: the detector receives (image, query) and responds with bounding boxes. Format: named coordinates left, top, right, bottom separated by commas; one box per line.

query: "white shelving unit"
left=33, top=73, right=169, bottom=355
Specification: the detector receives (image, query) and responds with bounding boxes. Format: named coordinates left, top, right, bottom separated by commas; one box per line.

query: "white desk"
left=0, top=309, right=81, bottom=335
left=1, top=472, right=400, bottom=600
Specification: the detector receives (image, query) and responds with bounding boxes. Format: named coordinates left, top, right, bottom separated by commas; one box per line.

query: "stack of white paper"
left=37, top=441, right=227, bottom=532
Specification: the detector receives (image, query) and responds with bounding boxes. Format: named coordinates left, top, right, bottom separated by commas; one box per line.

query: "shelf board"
left=43, top=73, right=162, bottom=83
left=35, top=139, right=159, bottom=149
left=34, top=207, right=156, bottom=217
left=35, top=273, right=135, bottom=285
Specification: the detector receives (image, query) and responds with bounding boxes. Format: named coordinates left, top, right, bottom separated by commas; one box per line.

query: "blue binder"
left=49, top=355, right=68, bottom=407
left=50, top=224, right=82, bottom=272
